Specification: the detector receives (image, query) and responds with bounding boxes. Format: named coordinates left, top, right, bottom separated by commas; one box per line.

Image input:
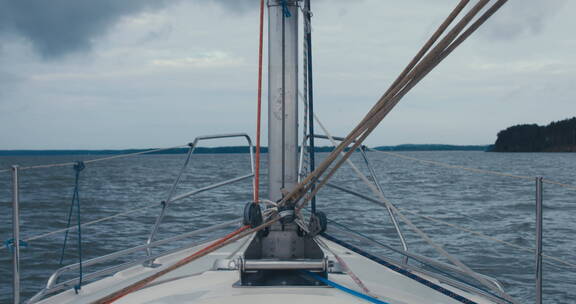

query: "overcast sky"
left=0, top=0, right=574, bottom=149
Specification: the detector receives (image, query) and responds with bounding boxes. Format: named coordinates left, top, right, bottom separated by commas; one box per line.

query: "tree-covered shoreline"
left=491, top=117, right=576, bottom=152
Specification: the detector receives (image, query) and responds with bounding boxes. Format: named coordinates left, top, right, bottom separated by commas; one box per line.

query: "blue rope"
left=59, top=161, right=85, bottom=293
left=4, top=239, right=27, bottom=251
left=322, top=233, right=482, bottom=304
left=281, top=0, right=292, bottom=17
left=302, top=271, right=389, bottom=304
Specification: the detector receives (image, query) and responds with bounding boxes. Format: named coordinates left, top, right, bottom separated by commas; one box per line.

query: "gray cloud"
left=0, top=0, right=258, bottom=59
left=0, top=71, right=24, bottom=99
left=208, top=0, right=258, bottom=12
left=0, top=0, right=176, bottom=59
left=484, top=0, right=567, bottom=39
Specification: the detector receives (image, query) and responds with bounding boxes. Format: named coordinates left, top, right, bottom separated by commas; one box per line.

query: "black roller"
left=243, top=202, right=263, bottom=227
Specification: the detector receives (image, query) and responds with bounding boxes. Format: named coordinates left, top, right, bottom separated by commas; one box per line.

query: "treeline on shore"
left=0, top=144, right=490, bottom=156
left=491, top=117, right=576, bottom=152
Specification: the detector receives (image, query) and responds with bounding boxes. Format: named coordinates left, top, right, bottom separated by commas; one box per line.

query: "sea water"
left=1, top=151, right=575, bottom=303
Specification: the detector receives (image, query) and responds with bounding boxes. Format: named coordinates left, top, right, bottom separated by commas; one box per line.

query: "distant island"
left=491, top=117, right=576, bottom=152
left=0, top=144, right=490, bottom=156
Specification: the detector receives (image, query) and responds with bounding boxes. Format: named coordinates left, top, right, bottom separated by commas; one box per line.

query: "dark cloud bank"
left=0, top=0, right=255, bottom=59
left=0, top=0, right=566, bottom=59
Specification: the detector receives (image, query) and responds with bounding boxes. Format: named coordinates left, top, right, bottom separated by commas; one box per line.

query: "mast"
left=268, top=0, right=299, bottom=202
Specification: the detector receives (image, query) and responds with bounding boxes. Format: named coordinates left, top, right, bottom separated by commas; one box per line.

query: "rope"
left=321, top=234, right=481, bottom=304
left=93, top=225, right=252, bottom=303
left=306, top=98, right=517, bottom=302
left=303, top=270, right=389, bottom=304
left=295, top=0, right=497, bottom=210
left=274, top=0, right=510, bottom=224
left=254, top=0, right=265, bottom=203
left=92, top=209, right=299, bottom=303
left=313, top=114, right=576, bottom=269
left=58, top=161, right=85, bottom=293
left=315, top=237, right=373, bottom=296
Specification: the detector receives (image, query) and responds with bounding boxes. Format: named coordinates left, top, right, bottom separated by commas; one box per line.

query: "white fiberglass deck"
left=37, top=236, right=497, bottom=304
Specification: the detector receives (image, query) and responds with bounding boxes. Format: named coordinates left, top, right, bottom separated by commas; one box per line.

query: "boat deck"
left=37, top=236, right=496, bottom=304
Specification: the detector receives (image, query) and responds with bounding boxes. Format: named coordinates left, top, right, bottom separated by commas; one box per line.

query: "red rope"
left=254, top=0, right=265, bottom=204
left=96, top=225, right=251, bottom=303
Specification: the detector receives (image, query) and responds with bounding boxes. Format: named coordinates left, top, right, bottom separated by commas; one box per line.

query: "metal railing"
left=145, top=133, right=255, bottom=262
left=535, top=177, right=543, bottom=304
left=325, top=170, right=556, bottom=304
left=6, top=133, right=566, bottom=303
left=27, top=219, right=241, bottom=303
left=7, top=133, right=255, bottom=303
left=324, top=183, right=505, bottom=289
left=11, top=166, right=21, bottom=304
left=326, top=223, right=510, bottom=303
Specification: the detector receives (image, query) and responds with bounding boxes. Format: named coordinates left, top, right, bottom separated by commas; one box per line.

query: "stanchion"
left=535, top=177, right=543, bottom=304
left=12, top=165, right=21, bottom=304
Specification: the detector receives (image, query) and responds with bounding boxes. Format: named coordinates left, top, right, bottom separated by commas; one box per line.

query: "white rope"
left=315, top=237, right=374, bottom=296
left=369, top=149, right=576, bottom=191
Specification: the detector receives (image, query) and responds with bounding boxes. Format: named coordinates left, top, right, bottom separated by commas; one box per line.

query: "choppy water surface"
left=1, top=151, right=575, bottom=303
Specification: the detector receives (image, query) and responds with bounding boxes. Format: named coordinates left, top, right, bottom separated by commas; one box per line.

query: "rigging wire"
left=304, top=0, right=317, bottom=213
